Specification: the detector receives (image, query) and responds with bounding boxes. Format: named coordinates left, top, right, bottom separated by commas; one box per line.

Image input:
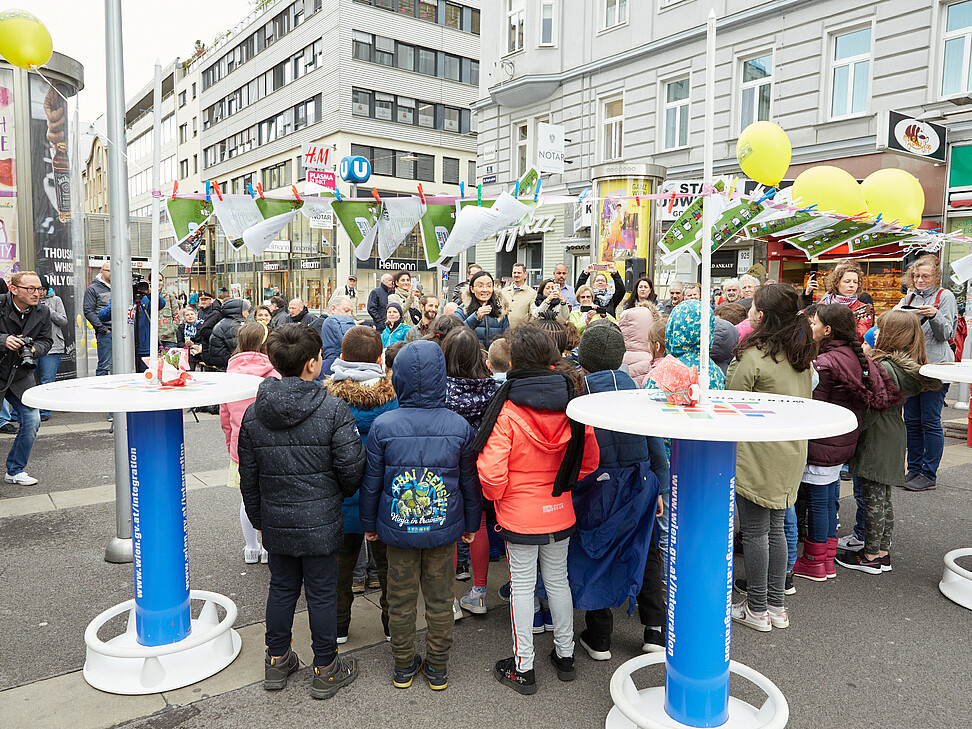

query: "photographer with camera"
left=98, top=275, right=166, bottom=373
left=0, top=271, right=52, bottom=487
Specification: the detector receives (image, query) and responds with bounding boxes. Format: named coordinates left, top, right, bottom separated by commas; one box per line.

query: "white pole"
left=699, top=9, right=716, bottom=402
left=149, top=60, right=162, bottom=375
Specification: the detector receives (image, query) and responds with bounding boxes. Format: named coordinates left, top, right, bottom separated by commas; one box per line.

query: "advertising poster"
left=29, top=76, right=77, bottom=378
left=0, top=69, right=18, bottom=284
left=332, top=200, right=380, bottom=260
left=418, top=204, right=457, bottom=269
left=595, top=178, right=652, bottom=262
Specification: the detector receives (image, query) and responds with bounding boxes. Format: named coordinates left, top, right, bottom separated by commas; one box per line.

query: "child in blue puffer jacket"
left=360, top=340, right=482, bottom=691
left=324, top=326, right=398, bottom=646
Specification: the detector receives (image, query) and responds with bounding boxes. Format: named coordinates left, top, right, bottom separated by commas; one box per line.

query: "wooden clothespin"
left=292, top=184, right=302, bottom=204
left=212, top=180, right=223, bottom=201
left=256, top=182, right=265, bottom=199
left=372, top=187, right=382, bottom=206
left=417, top=183, right=426, bottom=206
left=171, top=181, right=178, bottom=200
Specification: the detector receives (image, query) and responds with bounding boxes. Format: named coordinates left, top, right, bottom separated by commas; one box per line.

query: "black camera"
left=132, top=272, right=149, bottom=301
left=17, top=336, right=35, bottom=370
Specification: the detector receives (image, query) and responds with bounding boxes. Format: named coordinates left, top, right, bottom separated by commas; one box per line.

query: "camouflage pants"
left=385, top=543, right=455, bottom=670
left=862, top=478, right=893, bottom=554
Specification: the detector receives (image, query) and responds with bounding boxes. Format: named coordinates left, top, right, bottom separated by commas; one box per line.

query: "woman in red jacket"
left=475, top=326, right=600, bottom=695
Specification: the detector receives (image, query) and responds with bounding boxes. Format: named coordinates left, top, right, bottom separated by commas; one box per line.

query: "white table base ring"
left=83, top=590, right=242, bottom=695
left=939, top=548, right=972, bottom=611
left=606, top=654, right=789, bottom=729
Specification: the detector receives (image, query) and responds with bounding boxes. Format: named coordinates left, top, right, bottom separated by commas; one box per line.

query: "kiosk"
left=24, top=372, right=263, bottom=694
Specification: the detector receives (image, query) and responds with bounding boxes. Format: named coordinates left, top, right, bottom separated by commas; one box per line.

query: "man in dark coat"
left=208, top=298, right=251, bottom=371
left=367, top=274, right=395, bottom=330
left=239, top=323, right=363, bottom=697
left=268, top=296, right=289, bottom=330
left=286, top=297, right=319, bottom=330
left=83, top=261, right=112, bottom=375
left=194, top=293, right=223, bottom=368
left=0, top=271, right=53, bottom=487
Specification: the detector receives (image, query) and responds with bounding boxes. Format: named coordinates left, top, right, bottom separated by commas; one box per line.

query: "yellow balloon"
left=791, top=166, right=867, bottom=217
left=861, top=168, right=924, bottom=228
left=736, top=121, right=792, bottom=187
left=0, top=10, right=53, bottom=70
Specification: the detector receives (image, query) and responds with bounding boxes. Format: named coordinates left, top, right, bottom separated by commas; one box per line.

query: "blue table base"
left=127, top=409, right=191, bottom=646
left=665, top=439, right=736, bottom=728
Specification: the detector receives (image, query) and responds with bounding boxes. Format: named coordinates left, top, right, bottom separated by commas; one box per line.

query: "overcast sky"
left=15, top=0, right=253, bottom=121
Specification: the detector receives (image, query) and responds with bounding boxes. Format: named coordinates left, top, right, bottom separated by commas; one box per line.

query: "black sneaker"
left=456, top=561, right=471, bottom=581
left=421, top=658, right=448, bottom=690
left=881, top=554, right=892, bottom=572
left=264, top=649, right=299, bottom=690
left=0, top=423, right=17, bottom=434
left=494, top=656, right=536, bottom=695
left=382, top=612, right=391, bottom=642
left=836, top=549, right=882, bottom=575
left=310, top=656, right=357, bottom=699
left=393, top=655, right=422, bottom=689
left=337, top=622, right=349, bottom=645
left=549, top=649, right=575, bottom=681
left=642, top=627, right=665, bottom=653
left=579, top=628, right=612, bottom=661
left=903, top=474, right=936, bottom=491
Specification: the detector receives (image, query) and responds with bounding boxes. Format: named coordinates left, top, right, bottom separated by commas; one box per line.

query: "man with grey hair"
left=328, top=295, right=355, bottom=318
left=720, top=278, right=741, bottom=304
left=736, top=274, right=760, bottom=310
left=368, top=273, right=395, bottom=329
left=660, top=281, right=684, bottom=314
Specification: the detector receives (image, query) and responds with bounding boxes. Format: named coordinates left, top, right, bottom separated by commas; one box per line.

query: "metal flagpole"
left=698, top=9, right=716, bottom=403
left=149, top=61, right=162, bottom=374
left=104, top=0, right=135, bottom=563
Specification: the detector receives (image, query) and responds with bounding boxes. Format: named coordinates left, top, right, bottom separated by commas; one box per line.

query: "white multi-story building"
left=197, top=0, right=481, bottom=310
left=475, top=0, right=972, bottom=310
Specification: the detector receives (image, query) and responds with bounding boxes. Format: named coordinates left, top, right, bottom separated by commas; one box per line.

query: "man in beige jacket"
left=502, top=262, right=535, bottom=330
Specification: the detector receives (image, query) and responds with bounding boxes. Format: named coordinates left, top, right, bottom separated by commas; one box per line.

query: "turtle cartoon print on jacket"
left=391, top=468, right=448, bottom=532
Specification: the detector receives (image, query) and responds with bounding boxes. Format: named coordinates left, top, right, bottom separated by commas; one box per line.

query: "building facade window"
left=664, top=78, right=690, bottom=150
left=740, top=54, right=772, bottom=130
left=350, top=87, right=471, bottom=134
left=351, top=32, right=478, bottom=85
left=178, top=91, right=187, bottom=107
left=262, top=160, right=291, bottom=191
left=515, top=122, right=529, bottom=178
left=351, top=144, right=435, bottom=182
left=604, top=0, right=627, bottom=28
left=179, top=123, right=188, bottom=144
left=602, top=97, right=624, bottom=160
left=203, top=95, right=320, bottom=169
left=467, top=159, right=476, bottom=184
left=507, top=0, right=525, bottom=54
left=354, top=0, right=480, bottom=33
left=179, top=159, right=189, bottom=179
left=830, top=27, right=871, bottom=118
left=443, top=157, right=460, bottom=184
left=539, top=0, right=556, bottom=45
left=943, top=1, right=972, bottom=97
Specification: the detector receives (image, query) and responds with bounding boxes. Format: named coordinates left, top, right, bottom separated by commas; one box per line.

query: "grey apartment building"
left=472, top=0, right=972, bottom=311
left=196, top=0, right=480, bottom=310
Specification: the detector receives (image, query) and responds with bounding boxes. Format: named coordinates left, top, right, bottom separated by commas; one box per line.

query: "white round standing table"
left=567, top=389, right=856, bottom=729
left=918, top=363, right=972, bottom=612
left=23, top=372, right=263, bottom=694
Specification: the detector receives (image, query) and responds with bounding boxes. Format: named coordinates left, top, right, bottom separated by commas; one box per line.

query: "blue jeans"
left=4, top=391, right=39, bottom=476
left=0, top=399, right=10, bottom=427
left=784, top=506, right=797, bottom=571
left=904, top=385, right=949, bottom=480
left=95, top=331, right=112, bottom=376
left=804, top=479, right=839, bottom=544
left=266, top=551, right=338, bottom=668
left=37, top=353, right=62, bottom=418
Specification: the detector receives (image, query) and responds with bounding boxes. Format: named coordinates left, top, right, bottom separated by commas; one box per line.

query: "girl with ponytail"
left=793, top=304, right=895, bottom=583
left=727, top=284, right=816, bottom=633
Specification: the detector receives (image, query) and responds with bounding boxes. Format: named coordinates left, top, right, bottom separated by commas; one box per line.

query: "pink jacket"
left=220, top=351, right=280, bottom=462
left=736, top=317, right=754, bottom=341
left=618, top=307, right=657, bottom=387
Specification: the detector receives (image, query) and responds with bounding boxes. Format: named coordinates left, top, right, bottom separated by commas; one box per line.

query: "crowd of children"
left=222, top=255, right=954, bottom=699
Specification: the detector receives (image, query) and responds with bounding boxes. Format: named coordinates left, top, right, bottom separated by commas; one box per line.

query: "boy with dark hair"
left=360, top=341, right=482, bottom=690
left=383, top=340, right=406, bottom=374
left=324, top=325, right=398, bottom=646
left=239, top=323, right=364, bottom=699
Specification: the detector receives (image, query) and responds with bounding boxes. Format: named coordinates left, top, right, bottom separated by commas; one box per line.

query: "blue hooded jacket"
left=568, top=369, right=663, bottom=611
left=99, top=294, right=166, bottom=357
left=644, top=299, right=726, bottom=391
left=319, top=314, right=357, bottom=380
left=359, top=340, right=482, bottom=549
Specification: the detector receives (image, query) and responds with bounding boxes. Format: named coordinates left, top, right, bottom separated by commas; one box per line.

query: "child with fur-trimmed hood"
left=323, top=325, right=398, bottom=644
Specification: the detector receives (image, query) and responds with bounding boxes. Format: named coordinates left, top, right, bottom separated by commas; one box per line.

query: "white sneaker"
left=731, top=600, right=771, bottom=632
left=453, top=597, right=463, bottom=621
left=244, top=546, right=261, bottom=564
left=260, top=548, right=269, bottom=564
left=5, top=472, right=37, bottom=486
left=459, top=589, right=487, bottom=615
left=837, top=534, right=864, bottom=550
left=767, top=605, right=789, bottom=629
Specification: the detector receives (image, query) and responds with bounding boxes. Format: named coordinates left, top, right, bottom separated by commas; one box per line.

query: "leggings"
left=469, top=514, right=489, bottom=588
